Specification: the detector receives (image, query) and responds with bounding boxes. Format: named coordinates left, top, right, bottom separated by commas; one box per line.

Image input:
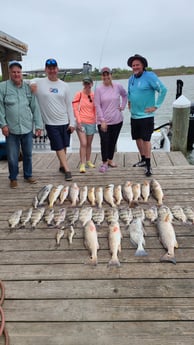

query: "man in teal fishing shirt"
left=0, top=60, right=43, bottom=188
left=127, top=54, right=167, bottom=177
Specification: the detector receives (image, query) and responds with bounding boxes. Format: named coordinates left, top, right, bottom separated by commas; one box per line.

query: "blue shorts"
left=131, top=117, right=154, bottom=141
left=81, top=123, right=97, bottom=135
left=45, top=124, right=71, bottom=150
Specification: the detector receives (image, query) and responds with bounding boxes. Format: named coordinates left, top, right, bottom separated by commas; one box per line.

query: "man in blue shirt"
left=127, top=54, right=167, bottom=177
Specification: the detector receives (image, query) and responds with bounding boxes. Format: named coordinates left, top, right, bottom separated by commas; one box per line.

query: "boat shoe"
left=24, top=177, right=37, bottom=184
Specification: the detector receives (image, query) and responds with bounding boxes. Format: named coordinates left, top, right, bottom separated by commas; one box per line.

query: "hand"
left=68, top=126, right=75, bottom=133
left=145, top=106, right=157, bottom=113
left=2, top=126, right=9, bottom=137
left=101, top=121, right=107, bottom=132
left=30, top=83, right=37, bottom=93
left=35, top=129, right=42, bottom=137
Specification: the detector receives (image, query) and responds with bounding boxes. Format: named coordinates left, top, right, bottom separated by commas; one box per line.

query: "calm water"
left=69, top=75, right=194, bottom=163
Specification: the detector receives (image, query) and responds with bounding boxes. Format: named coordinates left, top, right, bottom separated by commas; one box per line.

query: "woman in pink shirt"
left=72, top=77, right=96, bottom=173
left=94, top=67, right=127, bottom=172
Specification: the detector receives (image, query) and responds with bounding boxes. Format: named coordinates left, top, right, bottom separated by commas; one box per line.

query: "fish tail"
left=160, top=252, right=176, bottom=264
left=135, top=248, right=148, bottom=257
left=108, top=257, right=121, bottom=267
left=85, top=256, right=98, bottom=266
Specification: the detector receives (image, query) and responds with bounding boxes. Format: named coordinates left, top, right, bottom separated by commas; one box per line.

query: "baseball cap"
left=83, top=76, right=93, bottom=84
left=9, top=60, right=22, bottom=69
left=45, top=58, right=58, bottom=67
left=101, top=67, right=111, bottom=74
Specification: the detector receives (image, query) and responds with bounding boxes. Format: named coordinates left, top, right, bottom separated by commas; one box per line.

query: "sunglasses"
left=88, top=95, right=92, bottom=103
left=45, top=59, right=57, bottom=66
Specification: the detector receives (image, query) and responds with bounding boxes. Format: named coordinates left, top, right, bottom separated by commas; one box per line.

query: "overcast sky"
left=1, top=0, right=194, bottom=72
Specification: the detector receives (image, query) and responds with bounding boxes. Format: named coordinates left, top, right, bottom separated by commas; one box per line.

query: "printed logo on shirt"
left=49, top=88, right=58, bottom=93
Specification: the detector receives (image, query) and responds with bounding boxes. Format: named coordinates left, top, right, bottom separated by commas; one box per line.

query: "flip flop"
left=108, top=162, right=117, bottom=168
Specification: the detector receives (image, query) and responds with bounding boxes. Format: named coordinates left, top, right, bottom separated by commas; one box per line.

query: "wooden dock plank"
left=0, top=151, right=194, bottom=345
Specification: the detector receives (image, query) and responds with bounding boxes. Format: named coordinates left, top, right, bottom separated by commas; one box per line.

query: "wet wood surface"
left=0, top=151, right=194, bottom=345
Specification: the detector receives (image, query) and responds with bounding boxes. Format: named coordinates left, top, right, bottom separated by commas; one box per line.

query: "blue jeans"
left=6, top=131, right=33, bottom=180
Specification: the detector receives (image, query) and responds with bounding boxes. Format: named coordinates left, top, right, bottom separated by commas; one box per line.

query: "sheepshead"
left=132, top=183, right=141, bottom=202
left=119, top=207, right=133, bottom=226
left=131, top=206, right=145, bottom=221
left=19, top=207, right=33, bottom=228
left=114, top=184, right=123, bottom=206
left=105, top=208, right=119, bottom=225
left=92, top=207, right=105, bottom=226
left=54, top=207, right=67, bottom=227
left=84, top=220, right=99, bottom=265
left=141, top=180, right=150, bottom=202
left=104, top=184, right=116, bottom=208
left=171, top=205, right=187, bottom=223
left=44, top=208, right=55, bottom=226
left=59, top=185, right=69, bottom=204
left=78, top=185, right=88, bottom=206
left=79, top=206, right=93, bottom=226
left=144, top=206, right=158, bottom=223
left=67, top=226, right=75, bottom=244
left=38, top=184, right=53, bottom=206
left=158, top=205, right=173, bottom=222
left=150, top=179, right=164, bottom=205
left=48, top=185, right=64, bottom=208
left=69, top=183, right=80, bottom=207
left=184, top=206, right=194, bottom=224
left=157, top=214, right=178, bottom=264
left=128, top=217, right=148, bottom=256
left=108, top=221, right=122, bottom=267
left=56, top=228, right=65, bottom=246
left=95, top=186, right=103, bottom=208
left=8, top=209, right=23, bottom=229
left=87, top=186, right=96, bottom=206
left=31, top=207, right=45, bottom=229
left=66, top=207, right=79, bottom=225
left=122, top=181, right=133, bottom=206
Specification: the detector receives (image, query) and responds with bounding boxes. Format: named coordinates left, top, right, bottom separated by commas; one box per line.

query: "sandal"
left=99, top=164, right=108, bottom=173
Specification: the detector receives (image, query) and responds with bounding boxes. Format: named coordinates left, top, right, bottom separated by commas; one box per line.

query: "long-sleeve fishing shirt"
left=94, top=83, right=128, bottom=125
left=0, top=80, right=43, bottom=134
left=128, top=71, right=167, bottom=119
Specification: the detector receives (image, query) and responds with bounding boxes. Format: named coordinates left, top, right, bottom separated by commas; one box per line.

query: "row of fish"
left=8, top=203, right=194, bottom=231
left=32, top=178, right=164, bottom=209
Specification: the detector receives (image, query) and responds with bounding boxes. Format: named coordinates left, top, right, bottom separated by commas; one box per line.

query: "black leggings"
left=98, top=121, right=123, bottom=162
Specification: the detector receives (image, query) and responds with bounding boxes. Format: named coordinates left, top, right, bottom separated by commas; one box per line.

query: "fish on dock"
left=119, top=207, right=133, bottom=226
left=84, top=220, right=99, bottom=265
left=87, top=186, right=96, bottom=206
left=95, top=186, right=103, bottom=208
left=92, top=207, right=105, bottom=226
left=59, top=185, right=70, bottom=204
left=54, top=207, right=67, bottom=228
left=108, top=221, right=122, bottom=267
left=132, top=183, right=141, bottom=202
left=56, top=228, right=65, bottom=247
left=48, top=185, right=64, bottom=208
left=122, top=181, right=133, bottom=207
left=183, top=206, right=194, bottom=224
left=78, top=185, right=88, bottom=206
left=69, top=183, right=80, bottom=207
left=8, top=209, right=23, bottom=229
left=141, top=180, right=150, bottom=202
left=104, top=184, right=116, bottom=208
left=144, top=206, right=158, bottom=223
left=79, top=206, right=93, bottom=226
left=44, top=208, right=55, bottom=226
left=19, top=207, right=33, bottom=228
left=37, top=184, right=53, bottom=206
left=105, top=208, right=119, bottom=225
left=157, top=214, right=178, bottom=264
left=67, top=226, right=75, bottom=244
left=171, top=205, right=187, bottom=223
left=113, top=184, right=123, bottom=206
left=66, top=207, right=80, bottom=226
left=128, top=217, right=148, bottom=256
left=31, top=207, right=45, bottom=229
left=150, top=179, right=164, bottom=206
left=158, top=205, right=173, bottom=222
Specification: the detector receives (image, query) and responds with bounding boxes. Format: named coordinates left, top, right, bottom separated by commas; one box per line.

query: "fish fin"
left=135, top=249, right=148, bottom=256
left=160, top=252, right=176, bottom=264
left=107, top=258, right=121, bottom=267
left=85, top=256, right=98, bottom=266
left=175, top=241, right=179, bottom=249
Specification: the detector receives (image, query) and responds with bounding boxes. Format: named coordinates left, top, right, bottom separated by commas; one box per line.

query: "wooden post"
left=171, top=95, right=191, bottom=153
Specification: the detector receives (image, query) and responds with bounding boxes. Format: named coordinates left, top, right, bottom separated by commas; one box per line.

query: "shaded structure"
left=0, top=30, right=28, bottom=80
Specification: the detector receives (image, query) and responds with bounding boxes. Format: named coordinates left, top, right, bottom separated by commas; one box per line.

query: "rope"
left=0, top=281, right=9, bottom=345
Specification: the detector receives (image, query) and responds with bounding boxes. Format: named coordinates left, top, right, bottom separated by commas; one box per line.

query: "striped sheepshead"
left=37, top=184, right=53, bottom=206
left=150, top=179, right=164, bottom=206
left=66, top=207, right=79, bottom=226
left=104, top=184, right=116, bottom=208
left=158, top=205, right=173, bottom=222
left=31, top=207, right=45, bottom=229
left=54, top=207, right=67, bottom=228
left=48, top=185, right=64, bottom=208
left=184, top=206, right=194, bottom=224
left=108, top=221, right=122, bottom=267
left=69, top=183, right=80, bottom=207
left=128, top=217, right=148, bottom=256
left=141, top=180, right=150, bottom=202
left=144, top=206, right=158, bottom=223
left=157, top=213, right=178, bottom=264
left=105, top=208, right=119, bottom=225
left=79, top=206, right=93, bottom=226
left=44, top=208, right=55, bottom=226
left=92, top=207, right=105, bottom=226
left=8, top=209, right=23, bottom=229
left=119, top=207, right=133, bottom=226
left=84, top=220, right=99, bottom=265
left=19, top=207, right=33, bottom=228
left=171, top=205, right=187, bottom=223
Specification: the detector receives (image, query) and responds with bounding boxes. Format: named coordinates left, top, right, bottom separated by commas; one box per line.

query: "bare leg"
left=56, top=148, right=70, bottom=172
left=86, top=135, right=94, bottom=161
left=77, top=130, right=87, bottom=164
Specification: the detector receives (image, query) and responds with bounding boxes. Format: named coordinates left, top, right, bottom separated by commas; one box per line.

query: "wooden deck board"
left=0, top=151, right=194, bottom=344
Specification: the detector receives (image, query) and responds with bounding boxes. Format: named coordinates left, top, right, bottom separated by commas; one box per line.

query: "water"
left=68, top=75, right=194, bottom=162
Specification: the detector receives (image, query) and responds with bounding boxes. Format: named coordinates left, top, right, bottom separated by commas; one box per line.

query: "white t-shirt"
left=31, top=77, right=75, bottom=126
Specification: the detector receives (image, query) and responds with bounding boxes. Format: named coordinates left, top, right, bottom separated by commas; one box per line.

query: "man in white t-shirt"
left=31, top=58, right=76, bottom=181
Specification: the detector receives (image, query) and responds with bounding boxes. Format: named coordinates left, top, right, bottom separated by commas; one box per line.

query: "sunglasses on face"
left=45, top=59, right=57, bottom=66
left=88, top=95, right=92, bottom=103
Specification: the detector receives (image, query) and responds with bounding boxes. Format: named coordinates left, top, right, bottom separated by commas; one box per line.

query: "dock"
left=0, top=150, right=194, bottom=345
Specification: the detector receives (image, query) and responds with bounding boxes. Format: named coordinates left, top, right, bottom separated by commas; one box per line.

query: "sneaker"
left=145, top=168, right=153, bottom=177
left=24, top=177, right=37, bottom=184
left=10, top=180, right=18, bottom=188
left=133, top=161, right=146, bottom=167
left=59, top=167, right=65, bottom=173
left=65, top=171, right=72, bottom=181
left=99, top=164, right=108, bottom=173
left=86, top=161, right=95, bottom=168
left=80, top=163, right=86, bottom=173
